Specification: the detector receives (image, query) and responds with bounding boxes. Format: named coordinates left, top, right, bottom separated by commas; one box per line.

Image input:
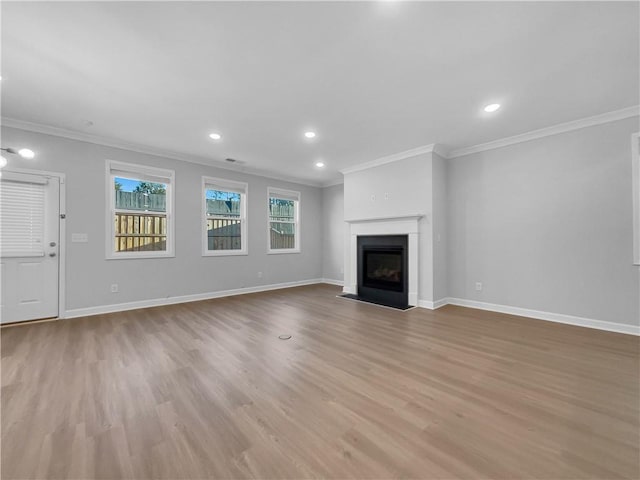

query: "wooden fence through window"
left=115, top=212, right=167, bottom=252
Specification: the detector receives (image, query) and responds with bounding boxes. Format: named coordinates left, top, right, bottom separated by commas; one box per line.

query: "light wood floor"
left=2, top=284, right=639, bottom=479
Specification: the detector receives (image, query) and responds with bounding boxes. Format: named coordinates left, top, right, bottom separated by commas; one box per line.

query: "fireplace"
left=357, top=235, right=408, bottom=308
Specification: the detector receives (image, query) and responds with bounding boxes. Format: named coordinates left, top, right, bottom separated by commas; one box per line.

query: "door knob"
left=49, top=242, right=57, bottom=247
left=48, top=252, right=57, bottom=257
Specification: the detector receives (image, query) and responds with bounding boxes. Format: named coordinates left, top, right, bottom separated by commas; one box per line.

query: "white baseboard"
left=321, top=278, right=344, bottom=286
left=437, top=297, right=639, bottom=336
left=65, top=279, right=324, bottom=319
left=65, top=285, right=639, bottom=336
left=418, top=298, right=449, bottom=310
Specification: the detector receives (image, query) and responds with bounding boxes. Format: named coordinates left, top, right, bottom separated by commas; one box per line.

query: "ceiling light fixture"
left=0, top=156, right=7, bottom=168
left=484, top=103, right=501, bottom=113
left=18, top=148, right=35, bottom=159
left=1, top=147, right=36, bottom=160
left=315, top=161, right=325, bottom=168
left=209, top=132, right=222, bottom=140
left=304, top=131, right=316, bottom=139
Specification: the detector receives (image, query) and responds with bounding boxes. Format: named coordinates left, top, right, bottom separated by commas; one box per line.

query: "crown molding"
left=320, top=178, right=344, bottom=188
left=448, top=105, right=640, bottom=158
left=431, top=143, right=451, bottom=159
left=340, top=143, right=437, bottom=175
left=1, top=117, right=325, bottom=188
left=338, top=106, right=639, bottom=176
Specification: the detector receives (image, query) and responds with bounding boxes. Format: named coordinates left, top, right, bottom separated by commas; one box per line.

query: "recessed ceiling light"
left=304, top=131, right=316, bottom=139
left=315, top=161, right=325, bottom=168
left=18, top=148, right=35, bottom=159
left=209, top=132, right=222, bottom=140
left=484, top=103, right=501, bottom=113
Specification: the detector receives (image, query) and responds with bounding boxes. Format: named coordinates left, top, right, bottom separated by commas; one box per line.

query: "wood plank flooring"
left=2, top=284, right=638, bottom=479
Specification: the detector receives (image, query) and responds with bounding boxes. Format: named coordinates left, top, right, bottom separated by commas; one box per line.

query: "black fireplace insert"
left=356, top=235, right=408, bottom=308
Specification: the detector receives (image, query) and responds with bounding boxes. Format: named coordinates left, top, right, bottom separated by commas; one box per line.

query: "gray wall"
left=5, top=115, right=638, bottom=327
left=447, top=117, right=640, bottom=326
left=321, top=183, right=344, bottom=282
left=1, top=127, right=323, bottom=312
left=432, top=152, right=448, bottom=301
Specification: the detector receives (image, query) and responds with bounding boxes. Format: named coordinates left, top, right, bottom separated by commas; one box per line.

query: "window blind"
left=204, top=180, right=246, bottom=195
left=268, top=188, right=300, bottom=202
left=0, top=179, right=46, bottom=257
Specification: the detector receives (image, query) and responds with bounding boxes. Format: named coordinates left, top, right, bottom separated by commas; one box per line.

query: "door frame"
left=2, top=167, right=67, bottom=319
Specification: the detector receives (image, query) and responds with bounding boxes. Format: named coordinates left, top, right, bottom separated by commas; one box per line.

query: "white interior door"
left=0, top=171, right=60, bottom=324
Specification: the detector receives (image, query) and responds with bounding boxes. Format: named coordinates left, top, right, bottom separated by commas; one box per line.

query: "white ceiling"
left=2, top=1, right=638, bottom=186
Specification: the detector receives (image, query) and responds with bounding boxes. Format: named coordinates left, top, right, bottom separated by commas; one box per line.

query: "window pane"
left=269, top=197, right=294, bottom=221
left=270, top=221, right=296, bottom=249
left=115, top=177, right=166, bottom=213
left=114, top=213, right=167, bottom=252
left=207, top=219, right=241, bottom=250
left=206, top=189, right=241, bottom=217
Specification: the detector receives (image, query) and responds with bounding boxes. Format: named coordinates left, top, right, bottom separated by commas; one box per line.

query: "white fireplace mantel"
left=344, top=213, right=424, bottom=306
left=345, top=213, right=425, bottom=224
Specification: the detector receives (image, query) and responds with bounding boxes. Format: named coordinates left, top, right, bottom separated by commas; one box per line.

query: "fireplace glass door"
left=362, top=248, right=403, bottom=292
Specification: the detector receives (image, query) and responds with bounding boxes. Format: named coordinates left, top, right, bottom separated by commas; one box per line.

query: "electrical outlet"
left=110, top=284, right=119, bottom=293
left=370, top=194, right=376, bottom=202
left=257, top=271, right=263, bottom=279
left=384, top=192, right=389, bottom=200
left=475, top=282, right=483, bottom=292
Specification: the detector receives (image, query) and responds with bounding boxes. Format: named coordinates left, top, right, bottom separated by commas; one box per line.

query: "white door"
left=0, top=171, right=60, bottom=323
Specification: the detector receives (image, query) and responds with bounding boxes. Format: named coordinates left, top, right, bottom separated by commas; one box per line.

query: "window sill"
left=267, top=249, right=300, bottom=255
left=106, top=252, right=175, bottom=260
left=203, top=250, right=248, bottom=257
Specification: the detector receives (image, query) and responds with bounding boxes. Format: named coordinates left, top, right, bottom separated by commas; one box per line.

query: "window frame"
left=201, top=176, right=248, bottom=257
left=105, top=160, right=175, bottom=260
left=632, top=132, right=640, bottom=265
left=267, top=187, right=301, bottom=254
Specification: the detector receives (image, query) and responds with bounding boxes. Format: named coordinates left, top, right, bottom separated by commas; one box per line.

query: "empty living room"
left=1, top=1, right=639, bottom=479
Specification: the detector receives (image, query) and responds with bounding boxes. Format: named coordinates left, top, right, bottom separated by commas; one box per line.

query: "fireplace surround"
left=344, top=214, right=423, bottom=308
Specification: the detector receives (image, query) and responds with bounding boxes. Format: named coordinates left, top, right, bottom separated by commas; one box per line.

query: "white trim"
left=419, top=297, right=639, bottom=336
left=65, top=279, right=324, bottom=319
left=418, top=299, right=449, bottom=309
left=448, top=105, right=640, bottom=158
left=340, top=144, right=436, bottom=175
left=345, top=213, right=425, bottom=224
left=632, top=132, right=640, bottom=265
left=202, top=176, right=248, bottom=256
left=337, top=106, right=640, bottom=178
left=433, top=298, right=449, bottom=309
left=320, top=178, right=344, bottom=188
left=1, top=167, right=67, bottom=319
left=346, top=216, right=420, bottom=306
left=321, top=278, right=344, bottom=286
left=106, top=160, right=176, bottom=259
left=1, top=117, right=324, bottom=187
left=267, top=187, right=301, bottom=254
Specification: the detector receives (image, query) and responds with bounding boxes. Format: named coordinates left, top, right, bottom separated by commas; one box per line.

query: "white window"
left=106, top=161, right=175, bottom=259
left=202, top=177, right=248, bottom=256
left=268, top=187, right=300, bottom=254
left=633, top=132, right=640, bottom=265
